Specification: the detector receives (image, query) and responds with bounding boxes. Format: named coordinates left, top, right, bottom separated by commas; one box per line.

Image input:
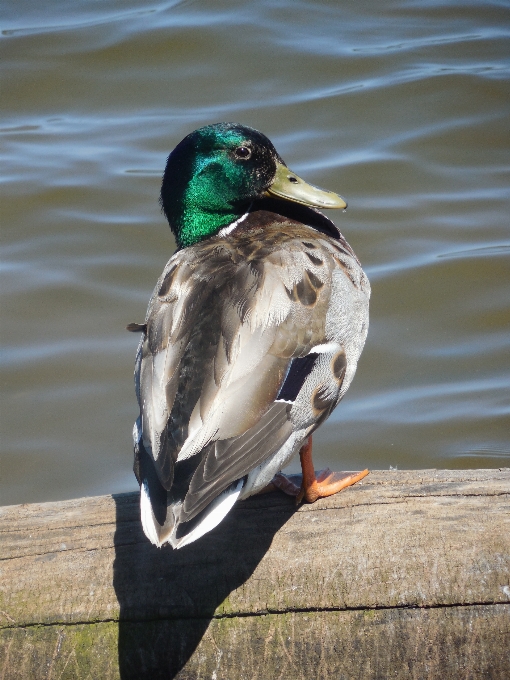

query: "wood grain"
left=1, top=469, right=509, bottom=679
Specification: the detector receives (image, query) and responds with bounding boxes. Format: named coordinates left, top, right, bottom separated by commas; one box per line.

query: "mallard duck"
left=129, top=123, right=370, bottom=549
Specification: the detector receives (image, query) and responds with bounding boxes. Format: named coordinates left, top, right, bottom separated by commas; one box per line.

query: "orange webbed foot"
left=268, top=473, right=302, bottom=496
left=260, top=436, right=369, bottom=505
left=296, top=437, right=369, bottom=504
left=296, top=467, right=369, bottom=504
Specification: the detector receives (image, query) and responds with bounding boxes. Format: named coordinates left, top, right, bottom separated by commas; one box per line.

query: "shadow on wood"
left=1, top=469, right=509, bottom=679
left=112, top=490, right=297, bottom=679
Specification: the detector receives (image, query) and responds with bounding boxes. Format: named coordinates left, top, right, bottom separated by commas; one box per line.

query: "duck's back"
left=133, top=209, right=370, bottom=548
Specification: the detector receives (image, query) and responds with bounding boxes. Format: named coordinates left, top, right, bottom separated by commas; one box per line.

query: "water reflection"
left=1, top=0, right=509, bottom=505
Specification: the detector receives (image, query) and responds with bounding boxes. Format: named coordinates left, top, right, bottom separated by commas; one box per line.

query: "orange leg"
left=271, top=436, right=369, bottom=504
left=297, top=436, right=369, bottom=503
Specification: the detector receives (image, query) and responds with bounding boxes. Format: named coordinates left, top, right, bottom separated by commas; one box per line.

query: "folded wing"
left=133, top=219, right=368, bottom=547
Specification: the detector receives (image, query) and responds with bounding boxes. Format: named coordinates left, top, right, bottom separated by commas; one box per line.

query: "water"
left=1, top=0, right=509, bottom=506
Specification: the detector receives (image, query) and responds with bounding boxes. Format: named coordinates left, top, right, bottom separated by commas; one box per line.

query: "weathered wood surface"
left=1, top=469, right=509, bottom=679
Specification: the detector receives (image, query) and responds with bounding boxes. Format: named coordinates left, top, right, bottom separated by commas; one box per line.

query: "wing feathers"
left=181, top=402, right=293, bottom=522
left=277, top=353, right=319, bottom=402
left=135, top=217, right=370, bottom=547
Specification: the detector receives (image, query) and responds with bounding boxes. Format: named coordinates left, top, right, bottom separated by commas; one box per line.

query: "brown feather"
left=135, top=207, right=370, bottom=541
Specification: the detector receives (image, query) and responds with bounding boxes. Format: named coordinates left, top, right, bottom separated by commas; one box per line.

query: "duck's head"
left=161, top=122, right=347, bottom=248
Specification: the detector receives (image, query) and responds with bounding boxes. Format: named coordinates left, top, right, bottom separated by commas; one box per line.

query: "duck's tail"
left=140, top=476, right=244, bottom=549
left=133, top=420, right=244, bottom=549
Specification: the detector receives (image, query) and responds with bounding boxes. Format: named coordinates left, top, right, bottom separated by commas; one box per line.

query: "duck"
left=129, top=122, right=370, bottom=549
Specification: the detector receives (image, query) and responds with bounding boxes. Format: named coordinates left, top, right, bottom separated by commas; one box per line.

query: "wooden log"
left=1, top=469, right=509, bottom=679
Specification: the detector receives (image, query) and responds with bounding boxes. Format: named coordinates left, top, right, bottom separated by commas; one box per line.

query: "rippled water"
left=2, top=0, right=509, bottom=505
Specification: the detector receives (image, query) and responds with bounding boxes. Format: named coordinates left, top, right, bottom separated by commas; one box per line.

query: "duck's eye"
left=234, top=146, right=252, bottom=160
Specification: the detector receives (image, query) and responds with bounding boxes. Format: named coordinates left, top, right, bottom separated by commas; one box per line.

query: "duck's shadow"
left=112, top=489, right=297, bottom=679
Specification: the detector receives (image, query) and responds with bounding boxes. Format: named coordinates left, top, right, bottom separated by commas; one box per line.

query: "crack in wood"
left=2, top=600, right=508, bottom=631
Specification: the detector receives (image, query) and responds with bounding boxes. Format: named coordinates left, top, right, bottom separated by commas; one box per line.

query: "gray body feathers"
left=133, top=208, right=370, bottom=548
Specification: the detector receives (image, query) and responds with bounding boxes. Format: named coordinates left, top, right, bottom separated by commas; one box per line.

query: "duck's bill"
left=266, top=162, right=347, bottom=210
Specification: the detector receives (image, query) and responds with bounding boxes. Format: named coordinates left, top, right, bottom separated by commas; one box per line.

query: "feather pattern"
left=133, top=207, right=370, bottom=548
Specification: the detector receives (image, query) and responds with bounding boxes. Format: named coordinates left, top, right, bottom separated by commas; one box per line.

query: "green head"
left=160, top=123, right=347, bottom=248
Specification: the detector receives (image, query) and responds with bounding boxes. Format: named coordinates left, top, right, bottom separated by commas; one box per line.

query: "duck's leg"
left=296, top=436, right=369, bottom=503
left=270, top=436, right=369, bottom=503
